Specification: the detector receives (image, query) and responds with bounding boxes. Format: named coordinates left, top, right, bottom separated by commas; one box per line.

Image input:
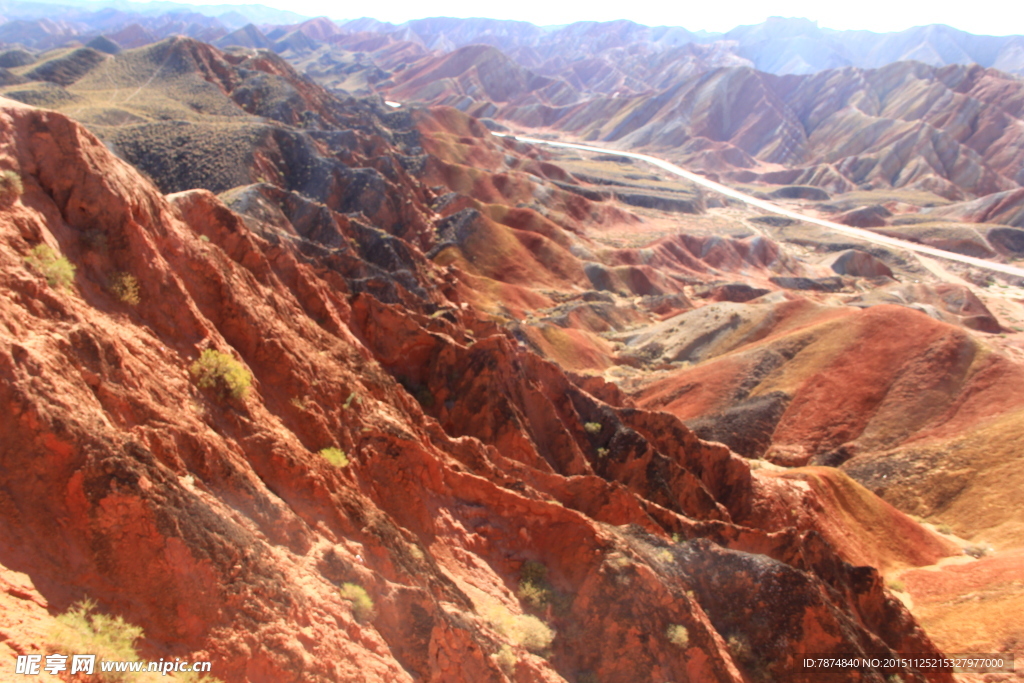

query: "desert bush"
left=0, top=168, right=23, bottom=206
left=50, top=599, right=142, bottom=682
left=320, top=447, right=349, bottom=468
left=484, top=603, right=555, bottom=655
left=666, top=624, right=690, bottom=647
left=517, top=581, right=548, bottom=610
left=936, top=523, right=953, bottom=535
left=517, top=561, right=553, bottom=610
left=189, top=349, right=251, bottom=400
left=110, top=272, right=141, bottom=305
left=726, top=634, right=751, bottom=662
left=495, top=645, right=516, bottom=676
left=584, top=422, right=602, bottom=434
left=407, top=544, right=424, bottom=562
left=514, top=614, right=555, bottom=653
left=887, top=579, right=906, bottom=592
left=340, top=582, right=374, bottom=622
left=25, top=244, right=76, bottom=288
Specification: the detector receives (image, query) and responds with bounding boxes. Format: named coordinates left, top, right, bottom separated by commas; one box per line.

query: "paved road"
left=496, top=134, right=1024, bottom=280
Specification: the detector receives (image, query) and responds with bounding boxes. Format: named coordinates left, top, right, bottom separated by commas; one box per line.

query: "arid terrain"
left=0, top=7, right=1022, bottom=683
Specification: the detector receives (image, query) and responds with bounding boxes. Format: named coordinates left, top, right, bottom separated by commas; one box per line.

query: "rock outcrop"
left=824, top=249, right=894, bottom=279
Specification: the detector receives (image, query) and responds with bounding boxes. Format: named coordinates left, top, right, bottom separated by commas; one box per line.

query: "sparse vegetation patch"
left=49, top=599, right=143, bottom=683
left=189, top=349, right=252, bottom=400
left=666, top=623, right=690, bottom=647
left=110, top=272, right=141, bottom=305
left=485, top=603, right=555, bottom=654
left=495, top=645, right=516, bottom=675
left=340, top=582, right=374, bottom=622
left=0, top=168, right=23, bottom=206
left=320, top=447, right=349, bottom=467
left=25, top=244, right=76, bottom=288
left=517, top=561, right=552, bottom=610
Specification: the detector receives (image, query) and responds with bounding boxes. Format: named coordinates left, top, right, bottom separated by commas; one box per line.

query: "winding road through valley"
left=496, top=134, right=1024, bottom=280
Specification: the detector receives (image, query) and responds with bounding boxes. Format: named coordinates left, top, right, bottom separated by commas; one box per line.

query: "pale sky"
left=192, top=0, right=1022, bottom=36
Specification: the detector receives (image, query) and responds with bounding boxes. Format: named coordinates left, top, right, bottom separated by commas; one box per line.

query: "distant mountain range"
left=344, top=16, right=1024, bottom=77
left=0, top=5, right=1022, bottom=76
left=2, top=7, right=1022, bottom=209
left=0, top=0, right=305, bottom=26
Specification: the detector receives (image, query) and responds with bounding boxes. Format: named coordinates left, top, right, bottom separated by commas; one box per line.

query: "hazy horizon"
left=143, top=0, right=1024, bottom=37
left=9, top=0, right=1022, bottom=37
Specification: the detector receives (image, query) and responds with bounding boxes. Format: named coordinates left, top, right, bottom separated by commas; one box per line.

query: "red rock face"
left=0, top=100, right=956, bottom=683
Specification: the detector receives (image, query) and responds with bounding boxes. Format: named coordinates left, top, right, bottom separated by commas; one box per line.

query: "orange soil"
left=902, top=549, right=1024, bottom=678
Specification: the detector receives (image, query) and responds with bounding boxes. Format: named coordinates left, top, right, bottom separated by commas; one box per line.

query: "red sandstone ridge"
left=628, top=295, right=1024, bottom=545
left=0, top=96, right=958, bottom=683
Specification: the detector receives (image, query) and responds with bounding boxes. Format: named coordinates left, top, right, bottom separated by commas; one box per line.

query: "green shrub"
left=25, top=244, right=76, bottom=288
left=189, top=349, right=251, bottom=400
left=340, top=582, right=374, bottom=622
left=518, top=561, right=552, bottom=610
left=320, top=447, right=349, bottom=467
left=50, top=599, right=143, bottom=682
left=520, top=561, right=547, bottom=587
left=666, top=624, right=689, bottom=647
left=0, top=169, right=23, bottom=206
left=110, top=272, right=141, bottom=305
left=596, top=447, right=609, bottom=459
left=936, top=523, right=953, bottom=535
left=887, top=579, right=906, bottom=592
left=584, top=422, right=602, bottom=435
left=518, top=581, right=549, bottom=610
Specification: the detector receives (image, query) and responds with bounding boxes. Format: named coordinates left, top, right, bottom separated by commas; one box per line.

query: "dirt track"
left=498, top=134, right=1024, bottom=280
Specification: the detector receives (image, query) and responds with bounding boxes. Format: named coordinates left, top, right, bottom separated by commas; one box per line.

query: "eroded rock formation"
left=0, top=95, right=957, bottom=682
